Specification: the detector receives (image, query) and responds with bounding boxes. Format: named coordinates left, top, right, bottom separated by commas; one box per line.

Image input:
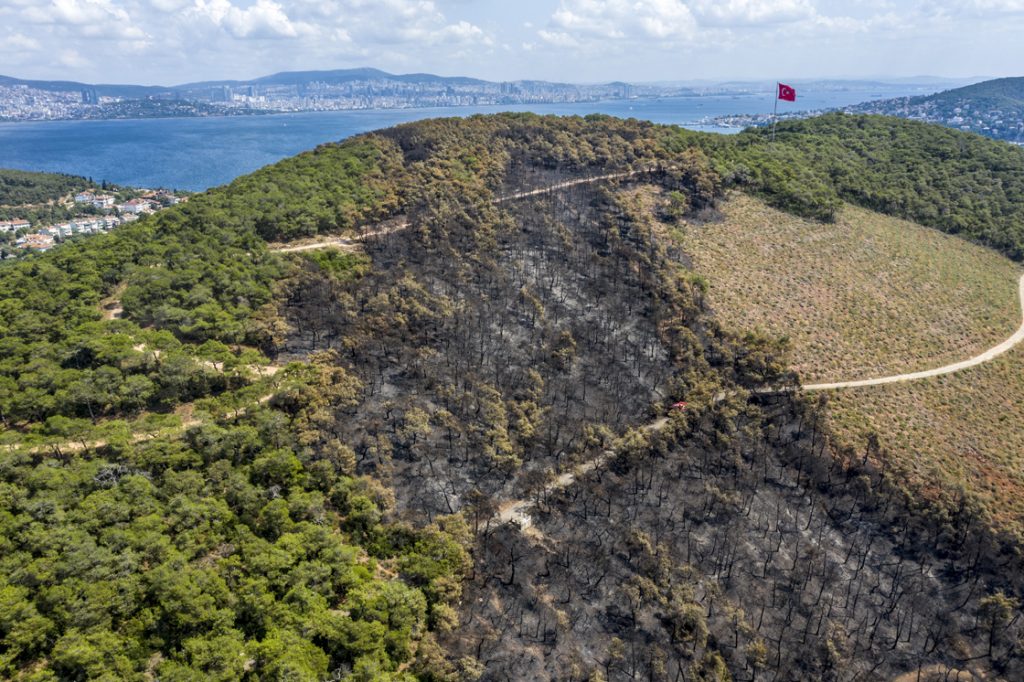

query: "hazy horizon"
left=1, top=1, right=1020, bottom=86
left=0, top=67, right=991, bottom=89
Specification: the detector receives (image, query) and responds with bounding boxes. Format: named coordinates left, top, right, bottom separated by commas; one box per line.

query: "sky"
left=0, top=0, right=1021, bottom=85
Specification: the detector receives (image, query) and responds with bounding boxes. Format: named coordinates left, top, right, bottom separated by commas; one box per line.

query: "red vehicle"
left=670, top=401, right=688, bottom=411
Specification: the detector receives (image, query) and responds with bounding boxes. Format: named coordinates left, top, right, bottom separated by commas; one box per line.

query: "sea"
left=0, top=85, right=939, bottom=191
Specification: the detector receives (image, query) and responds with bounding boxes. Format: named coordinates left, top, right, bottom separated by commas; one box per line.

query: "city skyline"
left=0, top=1, right=1021, bottom=85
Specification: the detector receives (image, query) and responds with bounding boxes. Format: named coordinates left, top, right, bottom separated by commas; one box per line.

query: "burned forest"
left=277, top=115, right=1024, bottom=680
left=2, top=114, right=1023, bottom=681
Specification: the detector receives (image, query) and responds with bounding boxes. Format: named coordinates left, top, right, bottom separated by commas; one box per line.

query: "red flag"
left=777, top=82, right=796, bottom=102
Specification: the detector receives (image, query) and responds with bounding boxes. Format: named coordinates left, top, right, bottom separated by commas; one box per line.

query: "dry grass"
left=673, top=190, right=1024, bottom=536
left=675, top=192, right=1021, bottom=383
left=826, top=344, right=1024, bottom=533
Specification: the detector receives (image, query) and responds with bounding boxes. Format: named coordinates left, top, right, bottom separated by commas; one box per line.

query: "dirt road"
left=269, top=169, right=649, bottom=254
left=803, top=273, right=1024, bottom=391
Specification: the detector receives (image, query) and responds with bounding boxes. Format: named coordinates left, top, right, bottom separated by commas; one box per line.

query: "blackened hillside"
left=1, top=114, right=1022, bottom=681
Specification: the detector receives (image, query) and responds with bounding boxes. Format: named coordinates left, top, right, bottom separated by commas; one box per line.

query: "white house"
left=121, top=198, right=153, bottom=214
left=91, top=195, right=115, bottom=209
left=0, top=219, right=31, bottom=233
left=21, top=233, right=54, bottom=250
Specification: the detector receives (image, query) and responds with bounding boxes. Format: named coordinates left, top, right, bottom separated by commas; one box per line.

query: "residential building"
left=0, top=219, right=31, bottom=233
left=121, top=198, right=153, bottom=214
left=20, top=233, right=54, bottom=250
left=92, top=195, right=115, bottom=209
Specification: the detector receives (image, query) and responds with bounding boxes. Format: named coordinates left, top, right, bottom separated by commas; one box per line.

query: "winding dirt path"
left=493, top=170, right=648, bottom=204
left=272, top=237, right=365, bottom=254
left=99, top=282, right=126, bottom=320
left=496, top=417, right=669, bottom=531
left=492, top=270, right=1024, bottom=532
left=266, top=173, right=1024, bottom=532
left=270, top=221, right=412, bottom=253
left=268, top=170, right=650, bottom=254
left=802, top=273, right=1024, bottom=391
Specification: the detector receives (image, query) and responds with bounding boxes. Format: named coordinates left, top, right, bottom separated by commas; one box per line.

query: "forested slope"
left=0, top=132, right=458, bottom=680
left=0, top=169, right=94, bottom=207
left=692, top=113, right=1024, bottom=259
left=1, top=114, right=1023, bottom=681
left=848, top=77, right=1024, bottom=142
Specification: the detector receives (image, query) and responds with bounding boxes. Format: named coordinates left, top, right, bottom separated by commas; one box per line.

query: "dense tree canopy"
left=2, top=113, right=1023, bottom=680
left=687, top=113, right=1024, bottom=259
left=0, top=169, right=93, bottom=207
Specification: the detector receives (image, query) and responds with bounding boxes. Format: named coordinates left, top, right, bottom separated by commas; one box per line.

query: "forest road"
left=268, top=169, right=652, bottom=254
left=269, top=225, right=404, bottom=253
left=801, top=272, right=1024, bottom=391
left=495, top=416, right=670, bottom=530
left=495, top=268, right=1024, bottom=532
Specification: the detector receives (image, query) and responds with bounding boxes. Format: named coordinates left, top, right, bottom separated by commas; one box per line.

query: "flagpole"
left=771, top=83, right=779, bottom=142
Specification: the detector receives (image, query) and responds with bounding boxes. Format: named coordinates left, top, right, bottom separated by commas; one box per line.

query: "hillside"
left=2, top=114, right=1024, bottom=681
left=0, top=168, right=94, bottom=207
left=1, top=170, right=105, bottom=252
left=678, top=191, right=1024, bottom=536
left=848, top=77, right=1024, bottom=142
left=827, top=341, right=1024, bottom=528
left=0, top=74, right=169, bottom=99
left=925, top=77, right=1024, bottom=109
left=695, top=113, right=1024, bottom=258
left=677, top=192, right=1022, bottom=383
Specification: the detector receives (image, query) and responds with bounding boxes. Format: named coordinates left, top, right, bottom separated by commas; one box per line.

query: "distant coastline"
left=0, top=84, right=947, bottom=192
left=0, top=68, right=960, bottom=124
left=1, top=68, right=651, bottom=123
left=0, top=95, right=654, bottom=125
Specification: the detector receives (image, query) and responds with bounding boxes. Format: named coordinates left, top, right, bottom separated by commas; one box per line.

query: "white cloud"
left=537, top=29, right=580, bottom=47
left=538, top=0, right=938, bottom=52
left=58, top=47, right=90, bottom=67
left=4, top=32, right=42, bottom=50
left=691, top=0, right=815, bottom=26
left=6, top=0, right=1024, bottom=85
left=964, top=0, right=1024, bottom=10
left=549, top=0, right=697, bottom=43
left=149, top=0, right=193, bottom=12
left=4, top=0, right=494, bottom=80
left=21, top=0, right=149, bottom=41
left=24, top=0, right=125, bottom=25
left=435, top=19, right=489, bottom=44
left=217, top=0, right=309, bottom=39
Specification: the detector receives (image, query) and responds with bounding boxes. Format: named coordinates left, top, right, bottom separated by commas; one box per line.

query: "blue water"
left=0, top=87, right=927, bottom=191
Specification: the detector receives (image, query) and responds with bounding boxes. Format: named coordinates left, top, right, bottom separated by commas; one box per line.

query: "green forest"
left=691, top=112, right=1024, bottom=259
left=0, top=133, right=467, bottom=679
left=0, top=169, right=94, bottom=207
left=2, top=113, right=1023, bottom=680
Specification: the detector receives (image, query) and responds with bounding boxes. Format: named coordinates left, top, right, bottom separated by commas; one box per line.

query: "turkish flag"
left=777, top=83, right=796, bottom=102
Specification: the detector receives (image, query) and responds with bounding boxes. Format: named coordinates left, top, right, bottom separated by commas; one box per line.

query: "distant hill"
left=928, top=76, right=1024, bottom=104
left=0, top=67, right=625, bottom=121
left=848, top=76, right=1024, bottom=142
left=2, top=67, right=578, bottom=99
left=0, top=74, right=171, bottom=99
left=177, top=67, right=495, bottom=90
